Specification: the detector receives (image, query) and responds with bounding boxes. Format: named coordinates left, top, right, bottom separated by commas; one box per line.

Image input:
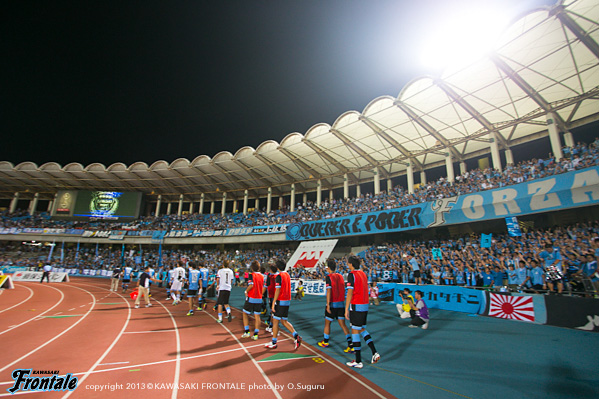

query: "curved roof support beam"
left=278, top=147, right=321, bottom=180
left=552, top=5, right=599, bottom=59
left=359, top=115, right=425, bottom=171
left=233, top=158, right=282, bottom=194
left=301, top=139, right=359, bottom=185
left=210, top=162, right=261, bottom=197
left=433, top=79, right=510, bottom=149
left=394, top=101, right=464, bottom=161
left=254, top=154, right=296, bottom=186
left=328, top=128, right=386, bottom=176
left=489, top=54, right=569, bottom=133
left=128, top=169, right=178, bottom=197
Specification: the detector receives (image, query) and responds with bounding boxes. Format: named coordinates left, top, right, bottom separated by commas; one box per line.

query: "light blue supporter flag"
left=481, top=233, right=492, bottom=248
left=432, top=248, right=442, bottom=260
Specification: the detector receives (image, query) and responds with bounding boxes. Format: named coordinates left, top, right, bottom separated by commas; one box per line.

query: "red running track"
left=0, top=278, right=395, bottom=399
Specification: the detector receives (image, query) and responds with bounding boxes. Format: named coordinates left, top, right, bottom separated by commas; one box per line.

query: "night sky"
left=2, top=0, right=556, bottom=167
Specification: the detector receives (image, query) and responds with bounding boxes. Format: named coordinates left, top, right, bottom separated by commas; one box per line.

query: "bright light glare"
left=419, top=4, right=511, bottom=70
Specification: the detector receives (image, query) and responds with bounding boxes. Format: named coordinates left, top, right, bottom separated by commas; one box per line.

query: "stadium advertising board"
left=287, top=166, right=599, bottom=240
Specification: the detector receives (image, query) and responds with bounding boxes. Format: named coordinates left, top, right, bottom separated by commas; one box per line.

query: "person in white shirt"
left=41, top=263, right=52, bottom=283
left=215, top=260, right=234, bottom=323
left=170, top=262, right=187, bottom=305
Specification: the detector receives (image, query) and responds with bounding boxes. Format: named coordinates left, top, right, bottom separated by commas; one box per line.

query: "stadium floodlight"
left=418, top=3, right=511, bottom=70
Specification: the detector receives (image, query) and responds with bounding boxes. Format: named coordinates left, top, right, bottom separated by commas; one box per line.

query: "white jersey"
left=173, top=267, right=187, bottom=282
left=217, top=268, right=234, bottom=291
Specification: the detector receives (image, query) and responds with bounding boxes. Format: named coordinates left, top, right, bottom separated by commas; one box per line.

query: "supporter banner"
left=0, top=228, right=21, bottom=235
left=286, top=239, right=338, bottom=270
left=11, top=271, right=69, bottom=282
left=290, top=279, right=326, bottom=296
left=391, top=284, right=486, bottom=314
left=545, top=295, right=599, bottom=332
left=286, top=166, right=599, bottom=240
left=251, top=224, right=287, bottom=234
left=423, top=166, right=599, bottom=228
left=377, top=283, right=395, bottom=301
left=286, top=205, right=424, bottom=240
left=486, top=292, right=535, bottom=322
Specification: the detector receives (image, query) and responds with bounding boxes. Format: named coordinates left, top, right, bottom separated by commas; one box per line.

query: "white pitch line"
left=62, top=289, right=132, bottom=399
left=0, top=285, right=34, bottom=314
left=0, top=285, right=65, bottom=336
left=0, top=285, right=97, bottom=373
left=152, top=297, right=181, bottom=399
left=206, top=311, right=283, bottom=399
left=0, top=341, right=286, bottom=389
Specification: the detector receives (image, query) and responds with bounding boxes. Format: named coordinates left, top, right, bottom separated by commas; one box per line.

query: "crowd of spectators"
left=2, top=219, right=598, bottom=296
left=1, top=140, right=599, bottom=233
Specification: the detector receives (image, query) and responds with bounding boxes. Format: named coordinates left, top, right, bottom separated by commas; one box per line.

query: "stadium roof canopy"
left=1, top=0, right=599, bottom=203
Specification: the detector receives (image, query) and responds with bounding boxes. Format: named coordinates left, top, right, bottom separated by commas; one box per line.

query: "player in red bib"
left=264, top=263, right=278, bottom=333
left=345, top=255, right=380, bottom=369
left=318, top=259, right=353, bottom=352
left=264, top=259, right=302, bottom=350
left=241, top=260, right=265, bottom=340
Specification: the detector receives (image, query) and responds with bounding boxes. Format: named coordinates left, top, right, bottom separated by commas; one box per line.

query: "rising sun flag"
left=488, top=293, right=535, bottom=322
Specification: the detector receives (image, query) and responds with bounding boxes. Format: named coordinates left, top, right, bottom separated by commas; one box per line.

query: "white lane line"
left=0, top=285, right=34, bottom=314
left=152, top=298, right=181, bottom=399
left=69, top=308, right=76, bottom=311
left=0, top=285, right=97, bottom=373
left=206, top=311, right=283, bottom=399
left=62, top=289, right=132, bottom=399
left=0, top=340, right=290, bottom=387
left=97, top=362, right=130, bottom=366
left=0, top=285, right=65, bottom=336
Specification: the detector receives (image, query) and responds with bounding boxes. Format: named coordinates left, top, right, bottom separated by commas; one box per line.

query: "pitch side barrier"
left=380, top=283, right=599, bottom=332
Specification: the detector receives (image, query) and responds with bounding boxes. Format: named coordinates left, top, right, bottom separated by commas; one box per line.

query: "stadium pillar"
left=505, top=149, right=514, bottom=166
left=29, top=193, right=39, bottom=215
left=460, top=161, right=467, bottom=175
left=233, top=199, right=238, bottom=213
left=329, top=189, right=333, bottom=202
left=221, top=192, right=227, bottom=215
left=445, top=154, right=455, bottom=183
left=356, top=184, right=361, bottom=198
left=343, top=174, right=349, bottom=199
left=243, top=190, right=249, bottom=215
left=547, top=113, right=564, bottom=161
left=489, top=134, right=502, bottom=172
left=387, top=178, right=392, bottom=193
left=189, top=202, right=194, bottom=214
left=210, top=201, right=215, bottom=214
left=267, top=187, right=272, bottom=213
left=155, top=195, right=162, bottom=216
left=199, top=193, right=205, bottom=214
left=407, top=164, right=414, bottom=194
left=316, top=180, right=322, bottom=206
left=178, top=194, right=184, bottom=216
left=278, top=196, right=283, bottom=209
left=564, top=131, right=574, bottom=148
left=302, top=192, right=307, bottom=206
left=373, top=168, right=380, bottom=195
left=255, top=198, right=260, bottom=211
left=290, top=184, right=295, bottom=212
left=166, top=202, right=172, bottom=215
left=47, top=199, right=54, bottom=212
left=9, top=192, right=19, bottom=213
left=420, top=171, right=427, bottom=185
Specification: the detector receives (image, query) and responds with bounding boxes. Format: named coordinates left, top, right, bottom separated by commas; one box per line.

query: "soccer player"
left=122, top=264, right=133, bottom=293
left=265, top=259, right=302, bottom=350
left=186, top=261, right=202, bottom=316
left=264, top=263, right=278, bottom=333
left=345, top=255, right=380, bottom=369
left=318, top=259, right=353, bottom=352
left=197, top=261, right=210, bottom=310
left=241, top=260, right=265, bottom=340
left=170, top=261, right=186, bottom=305
left=215, top=260, right=234, bottom=323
